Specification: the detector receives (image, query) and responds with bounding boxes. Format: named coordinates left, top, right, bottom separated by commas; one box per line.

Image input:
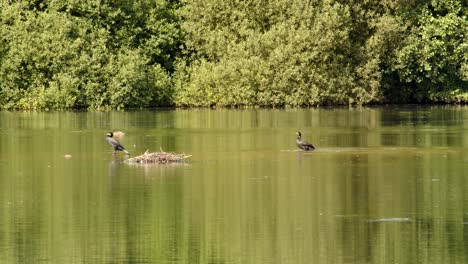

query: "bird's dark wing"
left=116, top=145, right=126, bottom=151
left=300, top=141, right=315, bottom=150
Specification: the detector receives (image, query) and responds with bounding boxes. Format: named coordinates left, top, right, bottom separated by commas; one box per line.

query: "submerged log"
left=124, top=149, right=191, bottom=164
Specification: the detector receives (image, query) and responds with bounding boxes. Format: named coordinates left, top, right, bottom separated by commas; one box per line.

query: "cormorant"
left=296, top=132, right=315, bottom=151
left=106, top=132, right=130, bottom=155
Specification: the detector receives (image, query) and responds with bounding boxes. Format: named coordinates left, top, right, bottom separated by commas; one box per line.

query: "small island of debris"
left=124, top=149, right=191, bottom=164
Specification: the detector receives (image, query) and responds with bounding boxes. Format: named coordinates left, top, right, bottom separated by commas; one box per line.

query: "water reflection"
left=0, top=106, right=467, bottom=263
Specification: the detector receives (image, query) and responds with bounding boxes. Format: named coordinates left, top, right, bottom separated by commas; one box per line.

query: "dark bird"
left=106, top=132, right=130, bottom=155
left=296, top=131, right=315, bottom=151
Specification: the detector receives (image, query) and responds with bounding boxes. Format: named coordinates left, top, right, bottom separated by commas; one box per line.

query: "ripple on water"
left=368, top=218, right=412, bottom=222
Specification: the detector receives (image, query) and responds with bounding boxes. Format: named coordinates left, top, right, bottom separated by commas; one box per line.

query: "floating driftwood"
left=124, top=148, right=191, bottom=164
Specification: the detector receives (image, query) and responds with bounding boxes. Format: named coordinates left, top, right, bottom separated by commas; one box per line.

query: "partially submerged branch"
left=124, top=149, right=191, bottom=164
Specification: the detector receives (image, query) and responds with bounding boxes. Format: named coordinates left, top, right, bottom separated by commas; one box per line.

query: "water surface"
left=0, top=106, right=467, bottom=263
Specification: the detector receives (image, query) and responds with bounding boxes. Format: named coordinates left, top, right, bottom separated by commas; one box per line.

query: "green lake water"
left=0, top=106, right=467, bottom=264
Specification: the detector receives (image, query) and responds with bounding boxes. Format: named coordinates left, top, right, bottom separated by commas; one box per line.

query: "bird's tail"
left=123, top=149, right=130, bottom=155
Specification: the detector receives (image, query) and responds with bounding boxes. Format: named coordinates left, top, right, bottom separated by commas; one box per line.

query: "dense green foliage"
left=390, top=0, right=468, bottom=102
left=0, top=0, right=466, bottom=109
left=176, top=0, right=467, bottom=106
left=0, top=0, right=181, bottom=109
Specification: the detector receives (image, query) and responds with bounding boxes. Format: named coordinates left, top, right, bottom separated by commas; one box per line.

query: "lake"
left=0, top=106, right=467, bottom=263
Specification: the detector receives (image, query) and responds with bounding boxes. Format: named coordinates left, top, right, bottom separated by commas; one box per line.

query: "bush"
left=0, top=0, right=180, bottom=110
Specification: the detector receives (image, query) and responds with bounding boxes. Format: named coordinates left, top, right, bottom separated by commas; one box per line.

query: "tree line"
left=0, top=0, right=466, bottom=109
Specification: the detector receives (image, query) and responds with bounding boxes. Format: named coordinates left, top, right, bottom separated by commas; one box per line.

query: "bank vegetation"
left=0, top=0, right=466, bottom=109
